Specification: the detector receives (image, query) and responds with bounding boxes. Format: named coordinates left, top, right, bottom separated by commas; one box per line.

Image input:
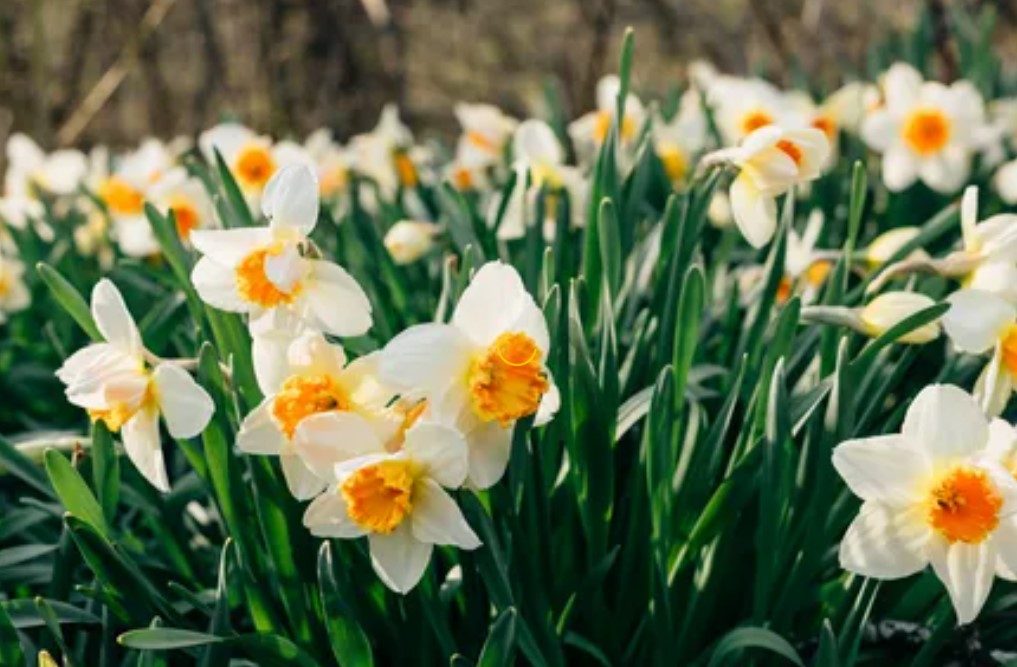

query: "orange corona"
left=927, top=467, right=1002, bottom=544
left=468, top=332, right=548, bottom=426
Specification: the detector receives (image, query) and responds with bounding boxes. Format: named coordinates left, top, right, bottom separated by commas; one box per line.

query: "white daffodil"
left=706, top=125, right=829, bottom=248
left=568, top=75, right=647, bottom=167
left=652, top=90, right=708, bottom=188
left=55, top=279, right=214, bottom=491
left=380, top=261, right=559, bottom=488
left=348, top=104, right=419, bottom=200
left=994, top=159, right=1017, bottom=205
left=707, top=76, right=792, bottom=146
left=148, top=167, right=217, bottom=245
left=942, top=289, right=1017, bottom=416
left=237, top=331, right=399, bottom=499
left=833, top=384, right=1017, bottom=625
left=495, top=119, right=587, bottom=241
left=785, top=82, right=876, bottom=162
left=300, top=413, right=480, bottom=593
left=384, top=220, right=438, bottom=265
left=454, top=103, right=518, bottom=169
left=5, top=133, right=88, bottom=197
left=863, top=227, right=924, bottom=269
left=0, top=247, right=30, bottom=324
left=199, top=123, right=283, bottom=205
left=801, top=291, right=942, bottom=344
left=190, top=164, right=372, bottom=344
left=304, top=129, right=353, bottom=200
left=861, top=63, right=985, bottom=193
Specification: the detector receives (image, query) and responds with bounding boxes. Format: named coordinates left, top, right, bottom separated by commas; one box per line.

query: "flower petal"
left=191, top=257, right=246, bottom=312
left=453, top=261, right=547, bottom=350
left=403, top=422, right=469, bottom=488
left=369, top=524, right=433, bottom=594
left=121, top=406, right=169, bottom=492
left=466, top=419, right=513, bottom=489
left=839, top=501, right=929, bottom=579
left=832, top=435, right=928, bottom=505
left=262, top=163, right=319, bottom=235
left=237, top=397, right=287, bottom=455
left=928, top=538, right=996, bottom=625
left=91, top=279, right=141, bottom=357
left=729, top=173, right=776, bottom=249
left=280, top=452, right=328, bottom=500
left=190, top=227, right=274, bottom=267
left=293, top=412, right=385, bottom=479
left=151, top=364, right=214, bottom=439
left=882, top=146, right=919, bottom=192
left=410, top=478, right=481, bottom=548
left=942, top=289, right=1015, bottom=353
left=902, top=384, right=989, bottom=458
left=379, top=323, right=474, bottom=395
left=303, top=260, right=373, bottom=337
left=303, top=488, right=366, bottom=539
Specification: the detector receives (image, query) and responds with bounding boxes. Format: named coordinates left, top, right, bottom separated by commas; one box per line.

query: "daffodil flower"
left=454, top=103, right=518, bottom=169
left=199, top=123, right=281, bottom=201
left=147, top=166, right=216, bottom=244
left=383, top=220, right=439, bottom=265
left=55, top=279, right=214, bottom=491
left=237, top=331, right=399, bottom=499
left=300, top=413, right=480, bottom=593
left=861, top=63, right=985, bottom=193
left=0, top=247, right=30, bottom=324
left=568, top=75, right=646, bottom=167
left=379, top=261, right=559, bottom=488
left=942, top=288, right=1017, bottom=416
left=190, top=164, right=373, bottom=346
left=705, top=125, right=829, bottom=248
left=801, top=291, right=941, bottom=344
left=706, top=76, right=791, bottom=145
left=833, top=384, right=1017, bottom=624
left=651, top=92, right=707, bottom=188
left=495, top=120, right=587, bottom=241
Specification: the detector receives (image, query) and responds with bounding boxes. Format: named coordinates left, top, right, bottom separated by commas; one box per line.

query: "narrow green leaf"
left=45, top=448, right=110, bottom=539
left=37, top=262, right=101, bottom=340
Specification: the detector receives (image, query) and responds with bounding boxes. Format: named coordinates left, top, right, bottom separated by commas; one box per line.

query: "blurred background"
left=0, top=0, right=1015, bottom=149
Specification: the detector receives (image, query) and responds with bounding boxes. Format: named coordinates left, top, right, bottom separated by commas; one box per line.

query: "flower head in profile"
left=237, top=331, right=399, bottom=499
left=568, top=75, right=647, bottom=166
left=942, top=289, right=1017, bottom=416
left=800, top=291, right=942, bottom=344
left=861, top=63, right=985, bottom=193
left=383, top=220, right=438, bottom=265
left=300, top=412, right=480, bottom=593
left=454, top=103, right=518, bottom=170
left=833, top=384, right=1017, bottom=624
left=56, top=280, right=214, bottom=491
left=706, top=125, right=829, bottom=248
left=652, top=90, right=708, bottom=188
left=190, top=164, right=372, bottom=341
left=380, top=261, right=559, bottom=488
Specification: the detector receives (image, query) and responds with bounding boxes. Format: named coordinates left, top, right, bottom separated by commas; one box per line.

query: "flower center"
left=926, top=466, right=1002, bottom=544
left=740, top=109, right=774, bottom=136
left=805, top=260, right=832, bottom=287
left=466, top=130, right=499, bottom=154
left=272, top=373, right=349, bottom=439
left=393, top=152, right=418, bottom=188
left=453, top=167, right=474, bottom=191
left=811, top=115, right=837, bottom=141
left=88, top=380, right=152, bottom=433
left=1001, top=325, right=1017, bottom=378
left=234, top=145, right=277, bottom=189
left=99, top=177, right=144, bottom=216
left=902, top=109, right=951, bottom=156
left=659, top=147, right=688, bottom=184
left=468, top=332, right=549, bottom=426
left=594, top=111, right=636, bottom=144
left=169, top=197, right=200, bottom=241
left=320, top=166, right=348, bottom=196
left=235, top=243, right=302, bottom=307
left=776, top=140, right=804, bottom=167
left=341, top=460, right=415, bottom=533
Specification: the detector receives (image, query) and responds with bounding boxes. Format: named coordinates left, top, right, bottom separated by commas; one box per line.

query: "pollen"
left=99, top=177, right=144, bottom=216
left=1000, top=325, right=1017, bottom=378
left=740, top=109, right=774, bottom=135
left=234, top=145, right=277, bottom=189
left=341, top=460, right=415, bottom=534
left=394, top=152, right=418, bottom=188
left=169, top=197, right=200, bottom=241
left=235, top=243, right=302, bottom=308
left=468, top=332, right=549, bottom=426
left=271, top=374, right=350, bottom=439
left=902, top=109, right=951, bottom=156
left=776, top=140, right=804, bottom=166
left=926, top=466, right=1002, bottom=544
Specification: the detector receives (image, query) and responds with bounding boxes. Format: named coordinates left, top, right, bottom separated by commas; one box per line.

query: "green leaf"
left=91, top=421, right=120, bottom=524
left=707, top=627, right=804, bottom=667
left=37, top=262, right=102, bottom=340
left=45, top=448, right=110, bottom=539
left=120, top=628, right=223, bottom=650
left=0, top=602, right=24, bottom=667
left=477, top=608, right=517, bottom=667
left=317, top=541, right=374, bottom=667
left=1, top=599, right=100, bottom=629
left=0, top=434, right=54, bottom=498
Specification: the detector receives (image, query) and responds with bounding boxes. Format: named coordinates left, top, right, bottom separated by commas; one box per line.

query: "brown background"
left=0, top=0, right=1014, bottom=150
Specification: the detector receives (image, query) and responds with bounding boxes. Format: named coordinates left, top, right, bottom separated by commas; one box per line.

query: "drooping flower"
left=300, top=412, right=480, bottom=593
left=833, top=384, right=1017, bottom=624
left=861, top=63, right=985, bottom=193
left=237, top=331, right=398, bottom=499
left=55, top=280, right=214, bottom=491
left=706, top=125, right=830, bottom=248
left=190, top=164, right=373, bottom=349
left=380, top=261, right=559, bottom=488
left=383, top=220, right=438, bottom=265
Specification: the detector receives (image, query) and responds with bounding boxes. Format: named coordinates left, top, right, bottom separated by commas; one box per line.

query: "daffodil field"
left=9, top=8, right=1017, bottom=666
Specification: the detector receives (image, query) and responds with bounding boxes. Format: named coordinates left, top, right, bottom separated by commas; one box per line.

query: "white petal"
left=839, top=502, right=929, bottom=579
left=884, top=63, right=923, bottom=111
left=262, top=163, right=319, bottom=235
left=121, top=406, right=169, bottom=492
left=453, top=261, right=548, bottom=351
left=252, top=332, right=295, bottom=396
left=729, top=173, right=776, bottom=249
left=303, top=489, right=366, bottom=538
left=928, top=538, right=995, bottom=625
left=832, top=435, right=928, bottom=505
left=902, top=384, right=990, bottom=458
left=860, top=110, right=898, bottom=153
left=410, top=479, right=481, bottom=548
left=369, top=525, right=433, bottom=594
left=961, top=185, right=979, bottom=251
left=513, top=120, right=562, bottom=165
left=994, top=519, right=1017, bottom=581
left=190, top=227, right=274, bottom=267
left=974, top=347, right=1013, bottom=417
left=151, top=364, right=214, bottom=439
left=292, top=412, right=385, bottom=479
left=858, top=291, right=941, bottom=343
left=882, top=146, right=919, bottom=192
left=942, top=289, right=1015, bottom=353
left=191, top=257, right=247, bottom=313
left=379, top=323, right=474, bottom=395
left=466, top=420, right=513, bottom=489
left=280, top=453, right=328, bottom=500
left=966, top=262, right=1017, bottom=307
left=263, top=242, right=304, bottom=293
left=237, top=398, right=287, bottom=455
left=535, top=379, right=560, bottom=427
left=287, top=330, right=347, bottom=377
left=91, top=279, right=141, bottom=357
left=302, top=260, right=373, bottom=337
left=403, top=422, right=469, bottom=488
left=918, top=146, right=970, bottom=194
